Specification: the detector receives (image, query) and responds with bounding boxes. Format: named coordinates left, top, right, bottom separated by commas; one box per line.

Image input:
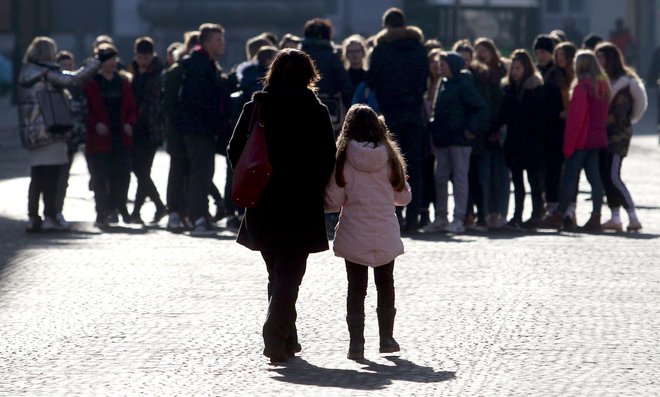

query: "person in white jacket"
left=595, top=42, right=648, bottom=231
left=325, top=104, right=411, bottom=360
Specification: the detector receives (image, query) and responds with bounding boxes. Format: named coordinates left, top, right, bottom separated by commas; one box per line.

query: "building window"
left=546, top=0, right=562, bottom=13
left=569, top=0, right=584, bottom=12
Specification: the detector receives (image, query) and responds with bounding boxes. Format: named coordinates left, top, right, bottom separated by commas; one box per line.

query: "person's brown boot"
left=540, top=212, right=565, bottom=230
left=581, top=213, right=602, bottom=232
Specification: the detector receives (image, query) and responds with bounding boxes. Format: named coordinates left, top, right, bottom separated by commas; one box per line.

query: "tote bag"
left=231, top=102, right=273, bottom=208
left=35, top=76, right=73, bottom=134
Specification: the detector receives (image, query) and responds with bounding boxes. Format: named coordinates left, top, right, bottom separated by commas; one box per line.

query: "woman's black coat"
left=499, top=75, right=545, bottom=169
left=227, top=87, right=337, bottom=253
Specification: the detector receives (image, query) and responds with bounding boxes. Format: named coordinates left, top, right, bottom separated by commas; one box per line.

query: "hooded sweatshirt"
left=325, top=140, right=411, bottom=267
left=429, top=52, right=489, bottom=147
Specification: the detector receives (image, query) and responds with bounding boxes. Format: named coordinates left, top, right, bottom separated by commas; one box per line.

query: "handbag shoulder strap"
left=248, top=100, right=263, bottom=129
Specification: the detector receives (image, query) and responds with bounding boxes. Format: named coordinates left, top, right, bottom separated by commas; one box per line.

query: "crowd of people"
left=15, top=7, right=654, bottom=365
left=17, top=8, right=650, bottom=236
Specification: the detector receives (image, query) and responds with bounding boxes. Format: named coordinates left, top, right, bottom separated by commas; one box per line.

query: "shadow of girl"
left=269, top=356, right=455, bottom=391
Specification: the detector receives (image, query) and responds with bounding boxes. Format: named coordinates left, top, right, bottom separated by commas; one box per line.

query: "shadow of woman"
left=269, top=356, right=455, bottom=391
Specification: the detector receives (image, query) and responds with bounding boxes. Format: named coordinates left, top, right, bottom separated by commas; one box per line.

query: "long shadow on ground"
left=269, top=356, right=455, bottom=391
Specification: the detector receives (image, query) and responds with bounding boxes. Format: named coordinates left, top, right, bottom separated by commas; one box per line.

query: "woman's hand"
left=464, top=130, right=476, bottom=140
left=559, top=110, right=567, bottom=120
left=123, top=124, right=133, bottom=137
left=95, top=123, right=109, bottom=136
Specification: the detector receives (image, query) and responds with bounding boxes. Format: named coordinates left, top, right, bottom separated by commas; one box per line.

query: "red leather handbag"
left=231, top=102, right=273, bottom=208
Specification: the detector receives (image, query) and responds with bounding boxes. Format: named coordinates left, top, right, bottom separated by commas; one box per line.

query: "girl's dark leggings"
left=346, top=260, right=395, bottom=315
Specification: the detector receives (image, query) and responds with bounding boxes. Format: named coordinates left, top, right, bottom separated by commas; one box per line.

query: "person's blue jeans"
left=182, top=133, right=216, bottom=222
left=478, top=147, right=510, bottom=218
left=559, top=149, right=603, bottom=214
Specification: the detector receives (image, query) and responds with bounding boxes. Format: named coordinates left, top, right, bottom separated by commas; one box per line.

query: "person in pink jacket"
left=325, top=104, right=412, bottom=360
left=543, top=50, right=610, bottom=231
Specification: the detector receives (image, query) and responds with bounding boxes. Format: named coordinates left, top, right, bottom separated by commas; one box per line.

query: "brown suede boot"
left=581, top=213, right=602, bottom=232
left=541, top=212, right=565, bottom=230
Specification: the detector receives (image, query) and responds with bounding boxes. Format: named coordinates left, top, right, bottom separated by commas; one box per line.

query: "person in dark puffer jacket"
left=366, top=8, right=428, bottom=232
left=176, top=23, right=232, bottom=234
left=425, top=52, right=488, bottom=234
left=301, top=18, right=353, bottom=133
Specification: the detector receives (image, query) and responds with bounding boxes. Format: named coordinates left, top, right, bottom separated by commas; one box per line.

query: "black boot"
left=346, top=314, right=365, bottom=360
left=377, top=308, right=400, bottom=353
left=285, top=324, right=302, bottom=358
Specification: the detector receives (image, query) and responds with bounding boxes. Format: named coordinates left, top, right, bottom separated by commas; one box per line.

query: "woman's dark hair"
left=474, top=37, right=507, bottom=84
left=424, top=39, right=443, bottom=53
left=263, top=48, right=320, bottom=92
left=303, top=18, right=333, bottom=40
left=595, top=41, right=637, bottom=80
left=507, top=49, right=536, bottom=94
left=452, top=39, right=474, bottom=55
left=554, top=41, right=578, bottom=89
left=335, top=104, right=407, bottom=192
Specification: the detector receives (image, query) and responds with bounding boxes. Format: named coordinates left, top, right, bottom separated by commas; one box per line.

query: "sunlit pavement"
left=1, top=96, right=659, bottom=396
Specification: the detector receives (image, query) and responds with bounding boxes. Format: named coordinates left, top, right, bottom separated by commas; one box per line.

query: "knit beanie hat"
left=533, top=34, right=555, bottom=53
left=582, top=33, right=604, bottom=50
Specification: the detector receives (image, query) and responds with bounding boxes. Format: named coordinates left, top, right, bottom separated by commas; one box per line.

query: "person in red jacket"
left=542, top=50, right=610, bottom=231
left=84, top=43, right=138, bottom=228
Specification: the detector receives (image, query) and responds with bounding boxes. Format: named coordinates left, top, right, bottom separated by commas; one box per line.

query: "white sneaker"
left=421, top=218, right=448, bottom=233
left=42, top=216, right=69, bottom=231
left=444, top=220, right=465, bottom=233
left=190, top=217, right=217, bottom=236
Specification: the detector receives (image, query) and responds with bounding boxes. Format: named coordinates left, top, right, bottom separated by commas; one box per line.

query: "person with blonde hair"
left=17, top=36, right=102, bottom=232
left=342, top=35, right=368, bottom=90
left=543, top=50, right=610, bottom=231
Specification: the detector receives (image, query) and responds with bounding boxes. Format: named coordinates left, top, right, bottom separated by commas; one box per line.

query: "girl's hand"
left=464, top=130, right=476, bottom=140
left=123, top=124, right=133, bottom=137
left=95, top=123, right=109, bottom=136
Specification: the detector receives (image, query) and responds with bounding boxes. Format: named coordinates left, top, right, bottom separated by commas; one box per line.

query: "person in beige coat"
left=325, top=104, right=411, bottom=360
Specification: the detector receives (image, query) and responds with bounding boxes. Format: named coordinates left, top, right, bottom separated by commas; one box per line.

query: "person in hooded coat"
left=426, top=51, right=489, bottom=233
left=366, top=8, right=428, bottom=232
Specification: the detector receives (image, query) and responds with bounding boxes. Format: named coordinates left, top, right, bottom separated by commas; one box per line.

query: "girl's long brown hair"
left=474, top=37, right=507, bottom=84
left=595, top=41, right=637, bottom=81
left=554, top=42, right=577, bottom=89
left=335, top=104, right=407, bottom=192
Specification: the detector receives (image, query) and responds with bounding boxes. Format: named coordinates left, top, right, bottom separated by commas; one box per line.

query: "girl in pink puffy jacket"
left=325, top=104, right=412, bottom=360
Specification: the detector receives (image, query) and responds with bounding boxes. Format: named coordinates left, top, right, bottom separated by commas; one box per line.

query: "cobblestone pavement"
left=1, top=97, right=660, bottom=395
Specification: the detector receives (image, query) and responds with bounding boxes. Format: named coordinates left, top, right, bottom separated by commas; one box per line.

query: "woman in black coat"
left=227, top=49, right=337, bottom=364
left=499, top=50, right=546, bottom=229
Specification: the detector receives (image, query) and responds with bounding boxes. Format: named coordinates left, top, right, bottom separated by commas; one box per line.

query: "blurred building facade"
left=1, top=0, right=658, bottom=83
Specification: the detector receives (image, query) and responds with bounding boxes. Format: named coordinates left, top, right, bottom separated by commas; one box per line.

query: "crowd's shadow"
left=269, top=356, right=455, bottom=391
